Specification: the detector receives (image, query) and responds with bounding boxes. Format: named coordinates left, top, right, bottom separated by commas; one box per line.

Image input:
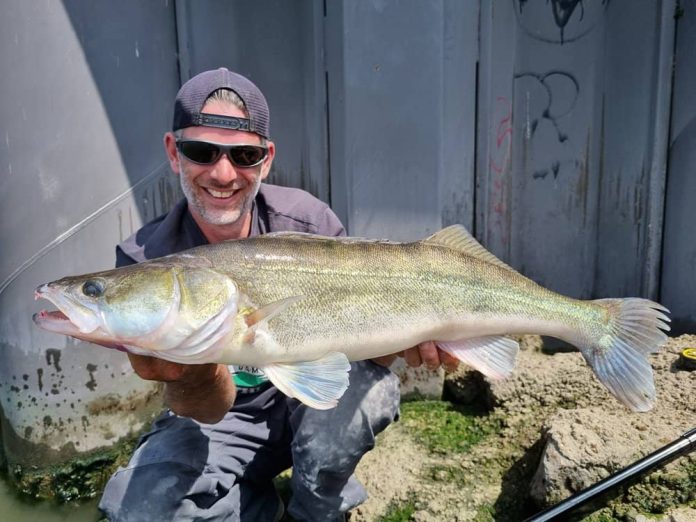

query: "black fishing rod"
left=525, top=426, right=696, bottom=522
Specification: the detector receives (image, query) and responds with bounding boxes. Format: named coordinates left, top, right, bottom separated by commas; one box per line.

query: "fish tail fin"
left=575, top=298, right=670, bottom=412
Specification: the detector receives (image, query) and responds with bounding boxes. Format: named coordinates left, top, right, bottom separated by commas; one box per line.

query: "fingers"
left=399, top=343, right=461, bottom=372
left=403, top=346, right=422, bottom=367
left=439, top=350, right=460, bottom=373
left=418, top=341, right=440, bottom=370
left=371, top=354, right=398, bottom=367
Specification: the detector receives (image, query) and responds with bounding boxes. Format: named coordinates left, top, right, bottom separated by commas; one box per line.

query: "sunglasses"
left=176, top=140, right=268, bottom=168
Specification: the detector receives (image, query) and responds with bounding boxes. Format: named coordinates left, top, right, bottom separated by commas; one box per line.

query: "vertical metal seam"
left=173, top=0, right=191, bottom=86
left=645, top=0, right=678, bottom=300
left=656, top=0, right=682, bottom=303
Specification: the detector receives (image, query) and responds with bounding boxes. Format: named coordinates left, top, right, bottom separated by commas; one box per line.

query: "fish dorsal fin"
left=423, top=225, right=517, bottom=272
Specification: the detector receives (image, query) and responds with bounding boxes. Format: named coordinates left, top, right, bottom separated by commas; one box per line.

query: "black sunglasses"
left=176, top=140, right=268, bottom=167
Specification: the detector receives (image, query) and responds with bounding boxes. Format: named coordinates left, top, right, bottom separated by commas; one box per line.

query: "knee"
left=349, top=361, right=401, bottom=427
left=292, top=362, right=400, bottom=465
left=99, top=463, right=203, bottom=521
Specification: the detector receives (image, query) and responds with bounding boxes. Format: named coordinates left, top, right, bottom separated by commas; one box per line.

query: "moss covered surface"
left=376, top=493, right=417, bottom=522
left=582, top=458, right=696, bottom=521
left=398, top=400, right=503, bottom=455
left=5, top=434, right=139, bottom=503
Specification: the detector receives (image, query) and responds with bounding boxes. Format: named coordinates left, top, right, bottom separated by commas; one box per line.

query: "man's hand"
left=128, top=353, right=192, bottom=382
left=372, top=341, right=460, bottom=372
left=127, top=353, right=236, bottom=424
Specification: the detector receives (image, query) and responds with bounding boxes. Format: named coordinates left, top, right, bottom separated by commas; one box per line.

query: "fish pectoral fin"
left=422, top=225, right=518, bottom=273
left=263, top=352, right=351, bottom=410
left=245, top=295, right=304, bottom=328
left=437, top=335, right=519, bottom=380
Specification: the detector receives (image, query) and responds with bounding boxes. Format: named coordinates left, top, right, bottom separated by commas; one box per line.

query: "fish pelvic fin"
left=263, top=352, right=351, bottom=410
left=437, top=336, right=519, bottom=380
left=577, top=298, right=670, bottom=412
left=422, top=225, right=518, bottom=273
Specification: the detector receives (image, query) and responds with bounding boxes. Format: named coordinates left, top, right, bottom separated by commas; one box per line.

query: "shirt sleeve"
left=317, top=206, right=347, bottom=238
left=115, top=245, right=138, bottom=268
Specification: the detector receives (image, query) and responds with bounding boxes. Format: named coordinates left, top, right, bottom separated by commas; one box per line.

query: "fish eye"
left=82, top=280, right=105, bottom=298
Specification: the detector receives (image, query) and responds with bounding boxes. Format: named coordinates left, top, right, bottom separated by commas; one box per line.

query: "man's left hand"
left=371, top=341, right=459, bottom=372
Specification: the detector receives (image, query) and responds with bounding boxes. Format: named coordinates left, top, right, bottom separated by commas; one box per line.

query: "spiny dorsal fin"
left=422, top=225, right=518, bottom=272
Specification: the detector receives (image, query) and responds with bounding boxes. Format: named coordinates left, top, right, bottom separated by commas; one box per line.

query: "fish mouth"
left=33, top=283, right=100, bottom=334
left=32, top=309, right=78, bottom=334
left=32, top=308, right=128, bottom=352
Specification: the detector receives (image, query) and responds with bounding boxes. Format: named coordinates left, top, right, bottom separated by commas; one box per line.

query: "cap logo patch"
left=194, top=114, right=253, bottom=132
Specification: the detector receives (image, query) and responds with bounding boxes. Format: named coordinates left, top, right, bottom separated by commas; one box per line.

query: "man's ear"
left=164, top=132, right=180, bottom=174
left=260, top=140, right=275, bottom=181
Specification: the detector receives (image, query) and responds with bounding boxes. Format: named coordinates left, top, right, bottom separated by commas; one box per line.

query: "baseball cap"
left=172, top=68, right=270, bottom=138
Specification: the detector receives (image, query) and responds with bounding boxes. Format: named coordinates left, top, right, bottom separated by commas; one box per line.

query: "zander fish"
left=33, top=226, right=670, bottom=411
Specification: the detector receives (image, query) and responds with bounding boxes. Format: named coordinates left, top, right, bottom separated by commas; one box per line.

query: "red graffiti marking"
left=489, top=96, right=513, bottom=175
left=488, top=96, right=512, bottom=247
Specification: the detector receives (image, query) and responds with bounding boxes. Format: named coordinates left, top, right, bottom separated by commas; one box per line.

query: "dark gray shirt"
left=116, top=183, right=345, bottom=390
left=117, top=183, right=345, bottom=265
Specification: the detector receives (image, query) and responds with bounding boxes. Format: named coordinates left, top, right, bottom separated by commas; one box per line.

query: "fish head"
left=34, top=261, right=239, bottom=353
left=34, top=263, right=182, bottom=340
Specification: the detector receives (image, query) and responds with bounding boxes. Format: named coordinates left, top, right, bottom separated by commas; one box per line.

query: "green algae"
left=6, top=435, right=138, bottom=502
left=399, top=399, right=503, bottom=455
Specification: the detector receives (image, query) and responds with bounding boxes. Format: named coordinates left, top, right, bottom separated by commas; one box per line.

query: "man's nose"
left=209, top=154, right=238, bottom=184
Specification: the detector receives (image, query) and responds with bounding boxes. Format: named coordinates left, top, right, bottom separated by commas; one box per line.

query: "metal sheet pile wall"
left=0, top=0, right=692, bottom=476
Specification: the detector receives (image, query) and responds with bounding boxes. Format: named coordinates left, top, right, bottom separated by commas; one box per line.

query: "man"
left=99, top=68, right=458, bottom=521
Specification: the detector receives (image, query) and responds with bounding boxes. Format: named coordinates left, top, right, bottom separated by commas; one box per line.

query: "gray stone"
left=529, top=408, right=694, bottom=507
left=390, top=357, right=444, bottom=400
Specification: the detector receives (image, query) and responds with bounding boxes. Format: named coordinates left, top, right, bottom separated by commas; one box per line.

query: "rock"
left=529, top=407, right=694, bottom=507
left=391, top=357, right=444, bottom=400
left=667, top=507, right=696, bottom=522
left=443, top=366, right=488, bottom=405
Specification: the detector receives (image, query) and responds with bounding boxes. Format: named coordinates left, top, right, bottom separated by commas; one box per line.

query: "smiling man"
left=98, top=68, right=457, bottom=522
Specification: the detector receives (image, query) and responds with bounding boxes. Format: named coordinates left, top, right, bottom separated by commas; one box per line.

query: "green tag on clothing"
left=230, top=365, right=268, bottom=388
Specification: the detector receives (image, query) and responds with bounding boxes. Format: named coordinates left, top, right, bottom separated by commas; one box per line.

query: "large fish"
left=33, top=226, right=670, bottom=411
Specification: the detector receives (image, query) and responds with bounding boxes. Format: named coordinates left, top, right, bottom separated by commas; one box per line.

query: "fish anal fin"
left=423, top=225, right=517, bottom=273
left=437, top=335, right=519, bottom=380
left=263, top=352, right=351, bottom=409
left=244, top=295, right=304, bottom=328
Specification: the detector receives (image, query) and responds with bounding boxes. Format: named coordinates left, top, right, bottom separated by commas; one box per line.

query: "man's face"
left=166, top=101, right=275, bottom=229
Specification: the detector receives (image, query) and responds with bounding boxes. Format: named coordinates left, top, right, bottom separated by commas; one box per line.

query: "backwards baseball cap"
left=172, top=68, right=270, bottom=138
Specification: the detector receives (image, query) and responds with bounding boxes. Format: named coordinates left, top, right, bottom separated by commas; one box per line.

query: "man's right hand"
left=125, top=352, right=236, bottom=424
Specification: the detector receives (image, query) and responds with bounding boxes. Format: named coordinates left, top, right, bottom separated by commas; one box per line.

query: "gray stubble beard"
left=178, top=160, right=263, bottom=227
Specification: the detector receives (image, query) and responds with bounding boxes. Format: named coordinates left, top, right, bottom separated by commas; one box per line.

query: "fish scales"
left=186, top=236, right=592, bottom=361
